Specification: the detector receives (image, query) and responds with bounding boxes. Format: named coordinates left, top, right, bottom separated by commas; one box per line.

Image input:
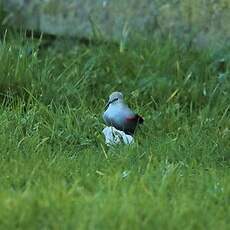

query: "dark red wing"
left=126, top=114, right=144, bottom=124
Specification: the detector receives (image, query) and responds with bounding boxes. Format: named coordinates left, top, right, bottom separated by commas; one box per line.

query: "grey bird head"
left=105, top=92, right=123, bottom=109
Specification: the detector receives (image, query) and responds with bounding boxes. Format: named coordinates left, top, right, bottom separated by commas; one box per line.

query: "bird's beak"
left=105, top=101, right=110, bottom=110
left=104, top=98, right=118, bottom=109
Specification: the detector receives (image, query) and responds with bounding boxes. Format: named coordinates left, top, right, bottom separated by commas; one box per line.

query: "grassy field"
left=0, top=26, right=229, bottom=229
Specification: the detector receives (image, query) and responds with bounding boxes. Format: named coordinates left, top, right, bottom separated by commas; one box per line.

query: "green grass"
left=0, top=28, right=229, bottom=229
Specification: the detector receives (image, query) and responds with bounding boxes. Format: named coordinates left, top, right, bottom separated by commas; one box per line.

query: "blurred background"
left=2, top=0, right=230, bottom=50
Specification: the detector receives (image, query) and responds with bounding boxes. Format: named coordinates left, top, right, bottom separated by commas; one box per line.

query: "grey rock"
left=2, top=0, right=230, bottom=49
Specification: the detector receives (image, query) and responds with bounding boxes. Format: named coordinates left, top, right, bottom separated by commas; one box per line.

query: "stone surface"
left=2, top=0, right=230, bottom=48
left=102, top=127, right=134, bottom=145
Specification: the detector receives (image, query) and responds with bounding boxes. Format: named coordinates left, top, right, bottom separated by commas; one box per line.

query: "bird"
left=103, top=92, right=144, bottom=135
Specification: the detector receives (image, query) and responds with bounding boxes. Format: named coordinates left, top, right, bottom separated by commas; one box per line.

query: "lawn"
left=0, top=27, right=229, bottom=229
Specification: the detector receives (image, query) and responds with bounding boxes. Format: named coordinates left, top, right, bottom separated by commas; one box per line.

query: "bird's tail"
left=136, top=114, right=144, bottom=124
